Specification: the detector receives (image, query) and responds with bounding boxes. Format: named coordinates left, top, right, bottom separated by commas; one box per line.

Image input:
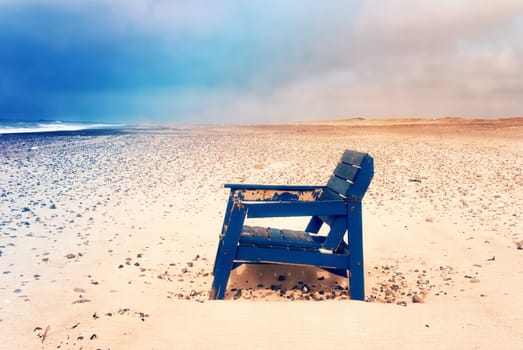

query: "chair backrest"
left=321, top=150, right=374, bottom=201
left=308, top=150, right=373, bottom=250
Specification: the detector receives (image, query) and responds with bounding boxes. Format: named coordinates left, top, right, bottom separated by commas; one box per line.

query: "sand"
left=0, top=118, right=522, bottom=349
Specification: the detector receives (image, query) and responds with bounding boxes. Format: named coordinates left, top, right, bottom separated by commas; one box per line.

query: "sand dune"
left=0, top=118, right=522, bottom=349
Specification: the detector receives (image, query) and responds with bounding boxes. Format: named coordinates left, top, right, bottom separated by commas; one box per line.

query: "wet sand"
left=0, top=118, right=522, bottom=349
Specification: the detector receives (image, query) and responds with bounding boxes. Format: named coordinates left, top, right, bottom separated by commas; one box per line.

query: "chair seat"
left=240, top=225, right=322, bottom=250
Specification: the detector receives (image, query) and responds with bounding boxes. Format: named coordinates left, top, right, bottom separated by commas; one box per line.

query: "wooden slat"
left=341, top=150, right=367, bottom=166
left=298, top=231, right=315, bottom=243
left=244, top=200, right=347, bottom=218
left=240, top=225, right=253, bottom=237
left=268, top=228, right=282, bottom=242
left=281, top=229, right=298, bottom=242
left=319, top=187, right=343, bottom=200
left=281, top=229, right=314, bottom=243
left=334, top=163, right=359, bottom=182
left=235, top=245, right=349, bottom=268
left=326, top=175, right=352, bottom=196
left=225, top=184, right=322, bottom=191
left=240, top=226, right=320, bottom=249
left=251, top=226, right=269, bottom=239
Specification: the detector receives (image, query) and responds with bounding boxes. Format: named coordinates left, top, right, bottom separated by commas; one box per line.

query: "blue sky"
left=1, top=0, right=522, bottom=123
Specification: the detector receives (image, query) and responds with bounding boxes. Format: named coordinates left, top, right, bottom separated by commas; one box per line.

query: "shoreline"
left=1, top=116, right=522, bottom=135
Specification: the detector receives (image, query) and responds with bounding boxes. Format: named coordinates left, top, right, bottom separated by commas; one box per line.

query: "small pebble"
left=277, top=275, right=286, bottom=282
left=412, top=294, right=424, bottom=303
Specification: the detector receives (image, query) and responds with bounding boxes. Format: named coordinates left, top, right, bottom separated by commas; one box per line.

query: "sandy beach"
left=1, top=118, right=522, bottom=349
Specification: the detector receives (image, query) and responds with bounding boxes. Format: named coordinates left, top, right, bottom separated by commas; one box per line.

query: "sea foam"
left=0, top=120, right=124, bottom=134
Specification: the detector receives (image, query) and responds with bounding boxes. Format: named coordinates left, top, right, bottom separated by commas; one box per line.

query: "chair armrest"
left=242, top=200, right=347, bottom=218
left=224, top=184, right=323, bottom=191
left=225, top=184, right=325, bottom=202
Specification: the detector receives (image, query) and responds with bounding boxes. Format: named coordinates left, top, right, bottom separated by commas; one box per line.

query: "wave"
left=0, top=120, right=125, bottom=134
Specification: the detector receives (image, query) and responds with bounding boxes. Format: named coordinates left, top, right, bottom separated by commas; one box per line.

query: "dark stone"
left=233, top=289, right=242, bottom=300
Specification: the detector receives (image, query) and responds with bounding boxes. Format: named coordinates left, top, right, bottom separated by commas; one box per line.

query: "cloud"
left=0, top=0, right=522, bottom=122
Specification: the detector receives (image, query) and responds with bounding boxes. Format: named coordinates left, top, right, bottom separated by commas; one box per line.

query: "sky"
left=0, top=0, right=522, bottom=124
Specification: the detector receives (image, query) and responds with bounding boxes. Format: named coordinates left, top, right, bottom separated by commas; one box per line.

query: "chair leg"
left=210, top=203, right=246, bottom=300
left=212, top=196, right=234, bottom=276
left=210, top=245, right=232, bottom=299
left=348, top=200, right=364, bottom=301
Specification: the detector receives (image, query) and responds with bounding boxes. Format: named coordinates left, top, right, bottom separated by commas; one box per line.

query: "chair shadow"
left=225, top=263, right=350, bottom=300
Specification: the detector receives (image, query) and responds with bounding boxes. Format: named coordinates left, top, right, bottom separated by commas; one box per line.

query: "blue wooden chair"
left=210, top=150, right=374, bottom=300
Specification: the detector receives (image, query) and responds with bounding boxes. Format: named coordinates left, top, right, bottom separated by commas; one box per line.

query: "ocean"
left=0, top=120, right=125, bottom=135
